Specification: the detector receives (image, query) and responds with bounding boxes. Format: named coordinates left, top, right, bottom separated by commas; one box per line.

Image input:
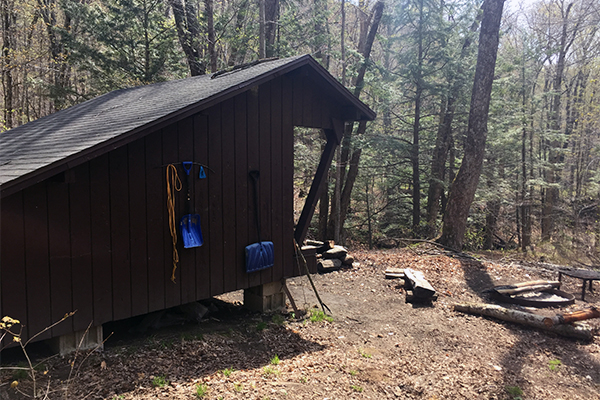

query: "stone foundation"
left=244, top=281, right=286, bottom=312
left=50, top=325, right=104, bottom=356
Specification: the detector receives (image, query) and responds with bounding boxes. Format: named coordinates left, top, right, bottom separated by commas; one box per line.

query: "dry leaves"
left=1, top=245, right=599, bottom=399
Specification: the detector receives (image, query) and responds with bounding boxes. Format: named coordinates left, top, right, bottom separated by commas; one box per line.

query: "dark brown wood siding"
left=1, top=73, right=344, bottom=344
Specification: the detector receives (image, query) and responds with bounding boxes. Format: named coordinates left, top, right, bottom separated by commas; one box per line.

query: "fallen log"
left=341, top=254, right=354, bottom=266
left=322, top=245, right=347, bottom=259
left=404, top=268, right=436, bottom=300
left=489, top=280, right=561, bottom=295
left=318, top=259, right=342, bottom=273
left=543, top=307, right=600, bottom=327
left=385, top=268, right=405, bottom=279
left=454, top=302, right=594, bottom=341
left=385, top=272, right=405, bottom=279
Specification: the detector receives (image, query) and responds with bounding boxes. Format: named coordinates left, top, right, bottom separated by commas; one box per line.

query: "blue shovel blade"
left=245, top=241, right=274, bottom=272
left=180, top=214, right=204, bottom=248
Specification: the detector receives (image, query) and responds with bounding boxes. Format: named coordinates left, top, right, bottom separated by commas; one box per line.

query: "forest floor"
left=1, top=244, right=600, bottom=400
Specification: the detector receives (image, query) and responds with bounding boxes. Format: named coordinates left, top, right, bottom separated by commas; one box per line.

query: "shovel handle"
left=249, top=170, right=262, bottom=243
left=182, top=161, right=193, bottom=175
left=182, top=162, right=193, bottom=214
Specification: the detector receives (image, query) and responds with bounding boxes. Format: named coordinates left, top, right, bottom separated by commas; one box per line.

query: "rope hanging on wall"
left=166, top=164, right=182, bottom=282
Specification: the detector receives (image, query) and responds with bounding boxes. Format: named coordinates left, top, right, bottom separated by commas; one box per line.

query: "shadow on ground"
left=0, top=301, right=325, bottom=399
left=458, top=256, right=600, bottom=394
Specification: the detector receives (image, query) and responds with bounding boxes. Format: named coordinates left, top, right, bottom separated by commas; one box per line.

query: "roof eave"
left=1, top=55, right=376, bottom=199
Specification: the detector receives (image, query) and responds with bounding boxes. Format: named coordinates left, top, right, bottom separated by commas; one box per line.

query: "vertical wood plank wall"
left=0, top=73, right=343, bottom=343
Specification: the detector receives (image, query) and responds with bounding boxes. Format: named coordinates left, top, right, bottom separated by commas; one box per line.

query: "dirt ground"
left=2, top=244, right=600, bottom=399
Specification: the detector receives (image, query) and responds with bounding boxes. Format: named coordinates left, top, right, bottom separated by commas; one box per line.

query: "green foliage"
left=309, top=309, right=333, bottom=323
left=270, top=354, right=280, bottom=365
left=262, top=366, right=279, bottom=376
left=11, top=367, right=29, bottom=381
left=271, top=314, right=285, bottom=325
left=256, top=321, right=268, bottom=331
left=195, top=383, right=208, bottom=398
left=152, top=375, right=169, bottom=387
left=63, top=0, right=186, bottom=94
left=359, top=350, right=372, bottom=359
left=350, top=384, right=363, bottom=392
left=222, top=367, right=234, bottom=377
left=505, top=385, right=523, bottom=400
left=549, top=359, right=562, bottom=371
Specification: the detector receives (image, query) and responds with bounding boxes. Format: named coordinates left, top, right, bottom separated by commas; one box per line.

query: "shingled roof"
left=0, top=55, right=375, bottom=198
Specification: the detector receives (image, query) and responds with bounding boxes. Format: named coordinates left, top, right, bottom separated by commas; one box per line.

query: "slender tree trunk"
left=205, top=0, right=217, bottom=72
left=542, top=2, right=575, bottom=240
left=228, top=0, right=249, bottom=66
left=38, top=0, right=69, bottom=111
left=411, top=0, right=424, bottom=235
left=366, top=178, right=373, bottom=249
left=426, top=14, right=481, bottom=238
left=264, top=0, right=279, bottom=57
left=1, top=0, right=15, bottom=129
left=259, top=0, right=266, bottom=58
left=520, top=40, right=532, bottom=250
left=170, top=0, right=205, bottom=76
left=143, top=4, right=151, bottom=82
left=438, top=0, right=505, bottom=250
left=328, top=1, right=384, bottom=242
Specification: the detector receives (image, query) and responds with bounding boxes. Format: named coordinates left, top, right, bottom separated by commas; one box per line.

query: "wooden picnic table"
left=558, top=268, right=600, bottom=301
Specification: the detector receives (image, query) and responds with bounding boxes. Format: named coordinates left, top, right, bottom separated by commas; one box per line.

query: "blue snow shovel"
left=245, top=170, right=274, bottom=272
left=180, top=162, right=204, bottom=248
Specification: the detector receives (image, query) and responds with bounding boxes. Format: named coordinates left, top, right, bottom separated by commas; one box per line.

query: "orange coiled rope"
left=166, top=164, right=182, bottom=282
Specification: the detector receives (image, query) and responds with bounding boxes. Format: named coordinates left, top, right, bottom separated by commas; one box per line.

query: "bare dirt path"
left=2, top=246, right=599, bottom=399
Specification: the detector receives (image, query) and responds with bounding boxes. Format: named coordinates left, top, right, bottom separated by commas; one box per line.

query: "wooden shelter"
left=0, top=55, right=375, bottom=346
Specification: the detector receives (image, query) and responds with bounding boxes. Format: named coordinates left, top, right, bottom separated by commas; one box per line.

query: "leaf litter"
left=1, top=244, right=599, bottom=399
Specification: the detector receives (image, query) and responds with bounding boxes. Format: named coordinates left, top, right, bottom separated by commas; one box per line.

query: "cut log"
left=316, top=240, right=335, bottom=253
left=385, top=272, right=405, bottom=279
left=454, top=302, right=594, bottom=341
left=341, top=254, right=354, bottom=266
left=305, top=240, right=324, bottom=247
left=385, top=268, right=405, bottom=279
left=323, top=245, right=348, bottom=259
left=543, top=307, right=600, bottom=327
left=404, top=268, right=436, bottom=299
left=489, top=280, right=561, bottom=295
left=318, top=259, right=342, bottom=273
left=385, top=268, right=405, bottom=275
left=301, top=245, right=318, bottom=252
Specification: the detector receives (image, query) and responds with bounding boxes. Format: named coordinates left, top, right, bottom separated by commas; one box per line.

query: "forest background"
left=1, top=0, right=599, bottom=263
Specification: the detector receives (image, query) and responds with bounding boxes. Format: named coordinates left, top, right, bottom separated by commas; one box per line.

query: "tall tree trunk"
left=1, top=0, right=16, bottom=129
left=366, top=177, right=373, bottom=249
left=170, top=0, right=205, bottom=76
left=328, top=1, right=384, bottom=242
left=438, top=0, right=505, bottom=251
left=426, top=14, right=481, bottom=238
left=264, top=0, right=279, bottom=57
left=228, top=0, right=249, bottom=66
left=340, top=0, right=346, bottom=85
left=205, top=0, right=217, bottom=72
left=542, top=2, right=577, bottom=240
left=312, top=0, right=330, bottom=68
left=411, top=0, right=424, bottom=236
left=38, top=0, right=70, bottom=111
left=520, top=41, right=532, bottom=251
left=259, top=0, right=266, bottom=58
